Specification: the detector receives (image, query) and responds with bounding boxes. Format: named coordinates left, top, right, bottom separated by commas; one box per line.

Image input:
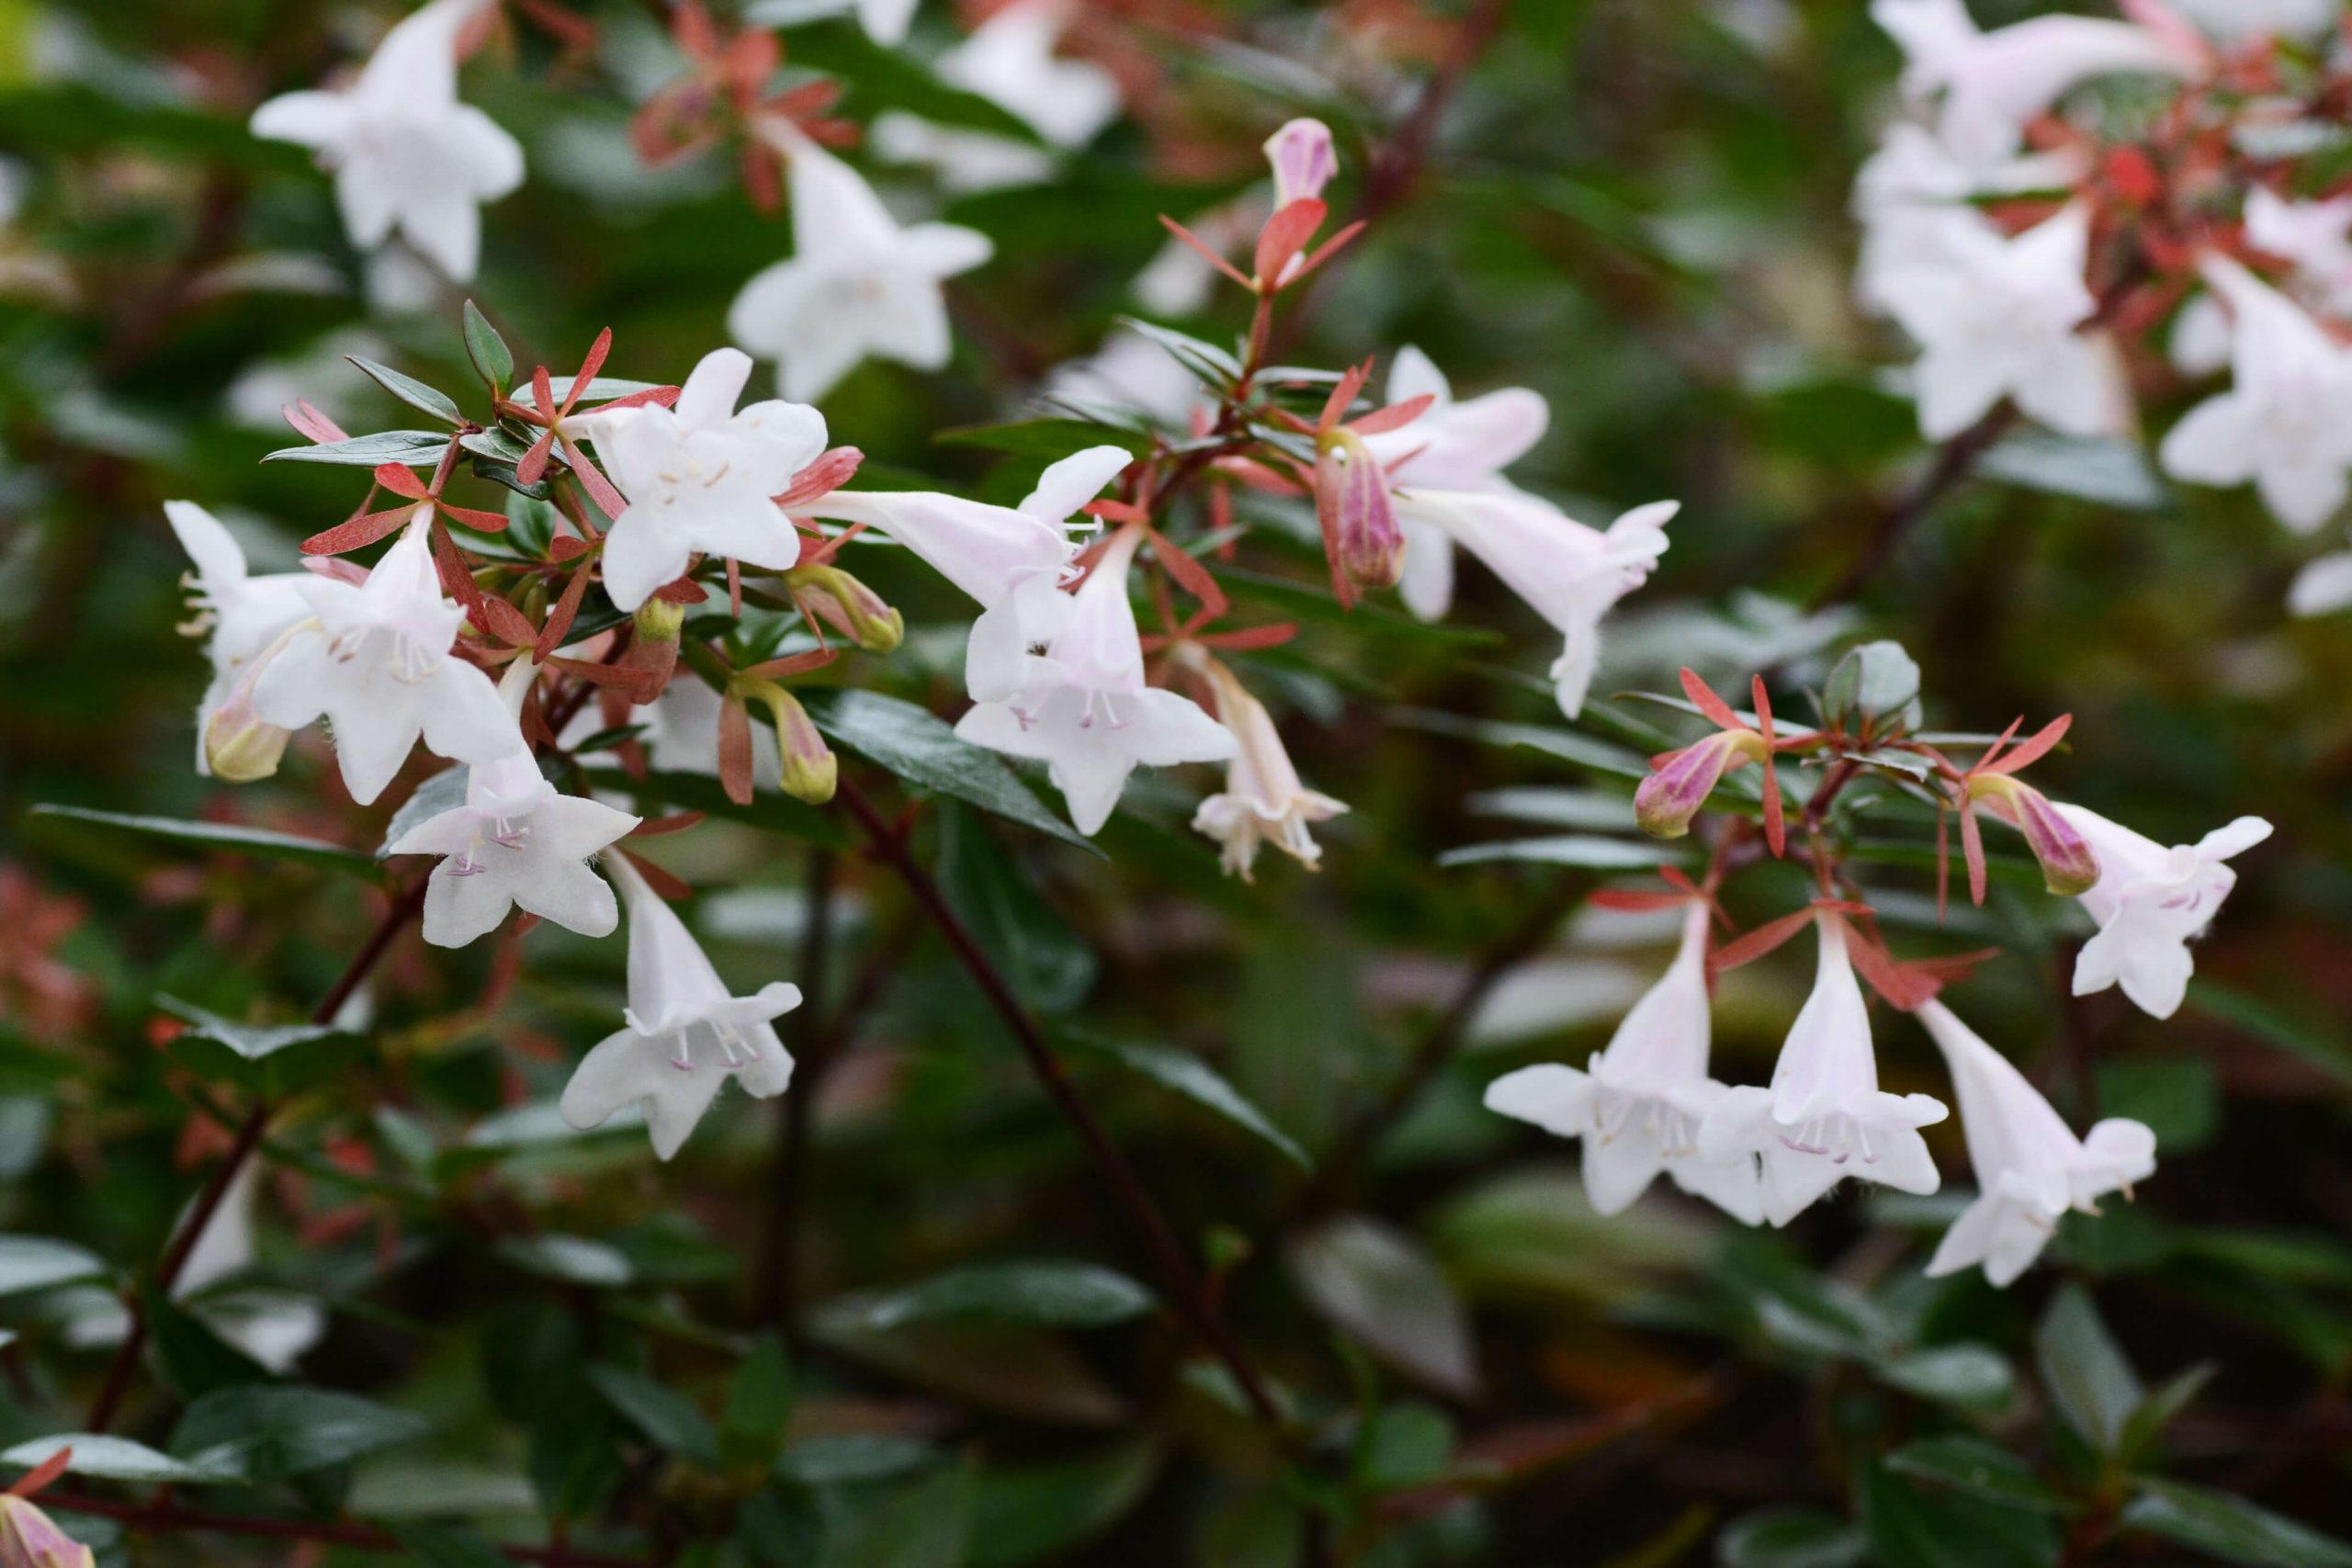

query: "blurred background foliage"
left=3, top=0, right=2352, bottom=1563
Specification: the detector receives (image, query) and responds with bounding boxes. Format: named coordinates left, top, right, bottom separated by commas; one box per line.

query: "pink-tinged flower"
left=1872, top=203, right=2129, bottom=441
left=1264, top=118, right=1337, bottom=208
left=560, top=855, right=799, bottom=1160
left=1487, top=900, right=1764, bottom=1223
left=1871, top=0, right=2201, bottom=167
left=1390, top=490, right=1674, bottom=718
left=2160, top=255, right=2352, bottom=534
left=2054, top=805, right=2271, bottom=1020
left=804, top=444, right=1131, bottom=702
left=249, top=0, right=521, bottom=281
left=1937, top=713, right=2094, bottom=909
left=1698, top=913, right=1950, bottom=1226
left=0, top=1492, right=94, bottom=1568
left=936, top=0, right=1121, bottom=149
left=1315, top=428, right=1407, bottom=592
left=1634, top=669, right=1787, bottom=854
left=578, top=346, right=824, bottom=612
left=1189, top=657, right=1347, bottom=881
left=1360, top=346, right=1549, bottom=621
left=1918, top=999, right=2154, bottom=1287
left=955, top=525, right=1236, bottom=836
left=251, top=512, right=520, bottom=805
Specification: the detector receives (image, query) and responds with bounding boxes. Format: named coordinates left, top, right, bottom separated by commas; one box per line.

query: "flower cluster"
left=1489, top=642, right=2268, bottom=1286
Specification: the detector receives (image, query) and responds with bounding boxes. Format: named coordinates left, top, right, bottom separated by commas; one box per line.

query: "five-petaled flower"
left=165, top=501, right=316, bottom=779
left=2054, top=805, right=2271, bottom=1020
left=1187, top=655, right=1348, bottom=881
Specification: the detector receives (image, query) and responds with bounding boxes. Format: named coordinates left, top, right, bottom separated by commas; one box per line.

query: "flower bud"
left=201, top=630, right=301, bottom=783
left=738, top=681, right=837, bottom=805
left=1634, top=728, right=1768, bottom=840
left=1968, top=774, right=2100, bottom=897
left=1264, top=118, right=1337, bottom=208
left=1314, top=428, right=1404, bottom=592
left=0, top=1495, right=96, bottom=1568
left=786, top=563, right=904, bottom=655
left=634, top=597, right=687, bottom=646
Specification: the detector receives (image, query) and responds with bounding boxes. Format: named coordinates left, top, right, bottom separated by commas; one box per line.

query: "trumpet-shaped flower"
left=936, top=0, right=1121, bottom=149
left=166, top=501, right=316, bottom=776
left=1264, top=118, right=1337, bottom=208
left=955, top=526, right=1236, bottom=835
left=1699, top=917, right=1949, bottom=1226
left=249, top=0, right=522, bottom=281
left=806, top=444, right=1131, bottom=702
left=2054, top=805, right=2271, bottom=1020
left=1918, top=1000, right=2154, bottom=1286
left=1486, top=903, right=1765, bottom=1222
left=2160, top=255, right=2352, bottom=533
left=252, top=513, right=520, bottom=804
left=1873, top=203, right=2128, bottom=440
left=1189, top=658, right=1347, bottom=880
left=560, top=857, right=799, bottom=1159
left=1390, top=491, right=1675, bottom=717
left=583, top=346, right=824, bottom=612
left=388, top=748, right=641, bottom=948
left=729, top=139, right=992, bottom=401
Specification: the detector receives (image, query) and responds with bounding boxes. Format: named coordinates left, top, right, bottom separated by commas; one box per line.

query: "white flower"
left=560, top=856, right=799, bottom=1160
left=2289, top=540, right=2352, bottom=616
left=869, top=110, right=1057, bottom=195
left=249, top=0, right=523, bottom=281
left=1389, top=491, right=1675, bottom=718
left=1917, top=1000, right=2155, bottom=1287
left=1046, top=328, right=1206, bottom=427
left=1189, top=658, right=1347, bottom=881
left=252, top=512, right=521, bottom=805
left=2054, top=804, right=2271, bottom=1020
left=2169, top=292, right=2233, bottom=378
left=1873, top=203, right=2129, bottom=440
left=935, top=0, right=1121, bottom=149
left=2169, top=0, right=2339, bottom=42
left=857, top=0, right=921, bottom=45
left=1850, top=124, right=2082, bottom=313
left=2161, top=255, right=2352, bottom=533
left=1362, top=346, right=1550, bottom=621
left=1871, top=0, right=2199, bottom=167
left=1697, top=917, right=1949, bottom=1227
left=582, top=346, right=824, bottom=612
left=806, top=444, right=1131, bottom=702
left=728, top=138, right=993, bottom=401
left=955, top=526, right=1237, bottom=835
left=165, top=501, right=315, bottom=775
left=1486, top=903, right=1765, bottom=1223
left=388, top=747, right=640, bottom=949
left=2245, top=187, right=2352, bottom=314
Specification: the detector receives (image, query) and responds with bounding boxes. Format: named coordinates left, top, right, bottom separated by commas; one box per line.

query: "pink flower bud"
left=1969, top=775, right=2100, bottom=897
left=1314, top=428, right=1404, bottom=592
left=1263, top=118, right=1337, bottom=208
left=1635, top=729, right=1768, bottom=840
left=0, top=1496, right=96, bottom=1568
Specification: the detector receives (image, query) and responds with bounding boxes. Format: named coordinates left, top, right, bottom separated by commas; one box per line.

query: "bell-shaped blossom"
left=1361, top=347, right=1549, bottom=621
left=936, top=0, right=1121, bottom=149
left=1873, top=203, right=2128, bottom=441
left=2288, top=538, right=2352, bottom=617
left=1390, top=491, right=1675, bottom=718
left=251, top=511, right=520, bottom=805
left=1871, top=0, right=2199, bottom=167
left=0, top=1493, right=94, bottom=1568
left=729, top=139, right=992, bottom=401
left=1698, top=917, right=1949, bottom=1226
left=582, top=346, right=824, bottom=612
left=2160, top=255, right=2352, bottom=533
left=166, top=501, right=315, bottom=776
left=1487, top=903, right=1765, bottom=1222
left=2054, top=804, right=2271, bottom=1020
left=1918, top=1000, right=2155, bottom=1287
left=955, top=526, right=1237, bottom=835
left=1189, top=658, right=1347, bottom=881
left=560, top=857, right=799, bottom=1159
left=388, top=743, right=641, bottom=948
left=1851, top=125, right=2083, bottom=313
left=869, top=111, right=1056, bottom=195
left=1968, top=773, right=2100, bottom=897
left=1264, top=118, right=1337, bottom=208
left=2170, top=0, right=2340, bottom=41
left=249, top=0, right=522, bottom=281
left=805, top=445, right=1130, bottom=702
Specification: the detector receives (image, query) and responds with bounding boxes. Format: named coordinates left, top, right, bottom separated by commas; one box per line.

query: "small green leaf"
left=28, top=806, right=378, bottom=880
left=462, top=300, right=514, bottom=392
left=1821, top=641, right=1922, bottom=735
left=588, top=1366, right=721, bottom=1468
left=2034, top=1283, right=2143, bottom=1456
left=801, top=688, right=1098, bottom=853
left=1116, top=318, right=1242, bottom=380
left=2121, top=1479, right=2352, bottom=1566
left=936, top=806, right=1095, bottom=1014
left=1437, top=834, right=1677, bottom=870
left=1860, top=1459, right=2062, bottom=1568
left=1717, top=1507, right=1867, bottom=1568
left=263, top=429, right=454, bottom=467
left=1980, top=431, right=2167, bottom=512
left=724, top=1337, right=796, bottom=1451
left=172, top=1387, right=431, bottom=1483
left=0, top=1235, right=108, bottom=1297
left=1354, top=1403, right=1455, bottom=1493
left=508, top=375, right=667, bottom=405
left=1884, top=1438, right=2070, bottom=1515
left=2119, top=1362, right=2216, bottom=1466
left=1872, top=1343, right=2015, bottom=1415
left=966, top=1441, right=1159, bottom=1568
left=2, top=1434, right=246, bottom=1486
left=346, top=356, right=463, bottom=425
left=775, top=1433, right=936, bottom=1486
left=1063, top=1032, right=1311, bottom=1169
left=496, top=1235, right=634, bottom=1288
left=157, top=998, right=365, bottom=1098
left=849, top=1260, right=1156, bottom=1332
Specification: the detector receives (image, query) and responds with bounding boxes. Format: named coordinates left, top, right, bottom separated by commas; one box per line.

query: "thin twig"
left=758, top=845, right=836, bottom=1329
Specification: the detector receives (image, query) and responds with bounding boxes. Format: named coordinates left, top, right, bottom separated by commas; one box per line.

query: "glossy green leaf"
left=462, top=300, right=515, bottom=391
left=1, top=1434, right=246, bottom=1486
left=157, top=997, right=365, bottom=1098
left=345, top=356, right=463, bottom=425
left=1716, top=1507, right=1867, bottom=1568
left=966, top=1441, right=1159, bottom=1568
left=0, top=1235, right=108, bottom=1297
left=27, top=806, right=379, bottom=880
left=588, top=1365, right=721, bottom=1468
left=1884, top=1437, right=2070, bottom=1515
left=172, top=1387, right=431, bottom=1483
left=847, top=1260, right=1156, bottom=1332
left=263, top=429, right=455, bottom=467
left=2121, top=1480, right=2352, bottom=1566
left=2034, top=1284, right=2143, bottom=1455
left=1063, top=1032, right=1311, bottom=1169
left=802, top=688, right=1096, bottom=852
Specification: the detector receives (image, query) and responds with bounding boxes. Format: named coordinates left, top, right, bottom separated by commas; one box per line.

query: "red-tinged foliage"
left=717, top=693, right=755, bottom=807
left=775, top=446, right=865, bottom=508
left=1253, top=197, right=1327, bottom=286
left=1158, top=213, right=1253, bottom=289
left=300, top=504, right=414, bottom=557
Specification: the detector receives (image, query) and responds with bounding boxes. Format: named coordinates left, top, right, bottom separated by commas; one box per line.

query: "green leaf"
left=967, top=1442, right=1160, bottom=1568
left=462, top=300, right=515, bottom=392
left=389, top=1523, right=515, bottom=1568
left=27, top=806, right=379, bottom=880
left=1117, top=318, right=1242, bottom=381
left=1860, top=1459, right=2061, bottom=1568
left=588, top=1365, right=721, bottom=1468
left=1288, top=1216, right=1478, bottom=1398
left=2119, top=1362, right=2216, bottom=1466
left=143, top=1288, right=272, bottom=1402
left=1821, top=641, right=1922, bottom=735
left=263, top=430, right=454, bottom=467
left=0, top=1235, right=108, bottom=1297
left=345, top=357, right=463, bottom=426
left=1980, top=432, right=2167, bottom=512
left=776, top=1433, right=936, bottom=1486
left=1062, top=1032, right=1311, bottom=1169
left=2096, top=1058, right=2220, bottom=1154
left=379, top=767, right=473, bottom=860
left=496, top=1235, right=634, bottom=1288
left=1354, top=1403, right=1455, bottom=1493
left=934, top=418, right=1149, bottom=458
left=808, top=1453, right=971, bottom=1568
left=157, top=998, right=365, bottom=1099
left=724, top=1337, right=796, bottom=1455
left=1884, top=1438, right=2070, bottom=1515
left=172, top=1388, right=431, bottom=1483
left=801, top=688, right=1097, bottom=853
left=2185, top=982, right=2352, bottom=1093
left=935, top=806, right=1095, bottom=1014
left=507, top=376, right=668, bottom=406
left=580, top=768, right=850, bottom=849
left=2121, top=1479, right=2352, bottom=1566
left=1437, top=834, right=1677, bottom=870
left=1716, top=1507, right=1867, bottom=1568
left=848, top=1261, right=1156, bottom=1332
left=1, top=1434, right=245, bottom=1486
left=2034, top=1283, right=2143, bottom=1455
left=1872, top=1343, right=2015, bottom=1415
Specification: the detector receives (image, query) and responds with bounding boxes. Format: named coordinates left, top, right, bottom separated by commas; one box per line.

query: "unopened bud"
left=1315, top=429, right=1404, bottom=592
left=1634, top=729, right=1768, bottom=840
left=1264, top=118, right=1336, bottom=208
left=737, top=681, right=837, bottom=805
left=787, top=563, right=904, bottom=654
left=1968, top=775, right=2100, bottom=897
left=202, top=626, right=303, bottom=783
left=634, top=597, right=687, bottom=645
left=1, top=1495, right=96, bottom=1568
